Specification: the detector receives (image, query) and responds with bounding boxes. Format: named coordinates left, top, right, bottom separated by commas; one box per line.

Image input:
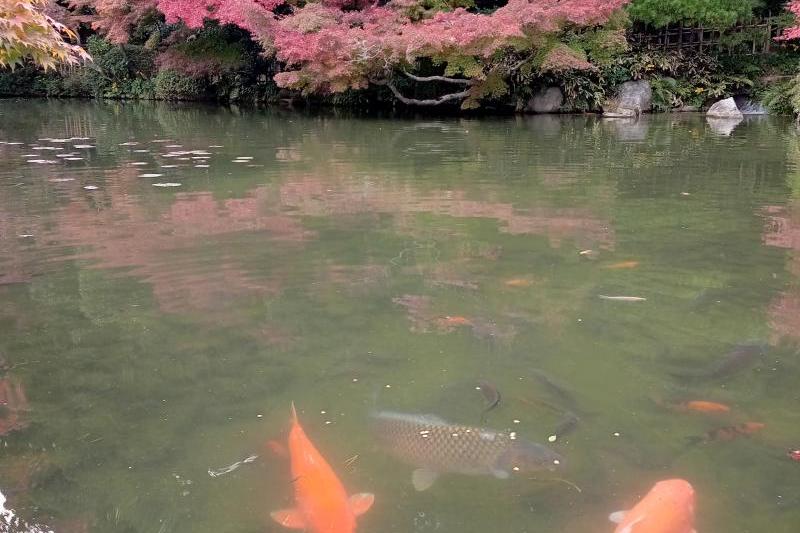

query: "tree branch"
left=401, top=71, right=474, bottom=85
left=374, top=79, right=472, bottom=106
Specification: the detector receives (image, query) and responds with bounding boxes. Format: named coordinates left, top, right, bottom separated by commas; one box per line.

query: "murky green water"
left=1, top=100, right=799, bottom=533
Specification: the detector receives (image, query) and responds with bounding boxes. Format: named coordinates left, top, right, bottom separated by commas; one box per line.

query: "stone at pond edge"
left=706, top=97, right=744, bottom=119
left=602, top=80, right=652, bottom=118
left=525, top=87, right=564, bottom=114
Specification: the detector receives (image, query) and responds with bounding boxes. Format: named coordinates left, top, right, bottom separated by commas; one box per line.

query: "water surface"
left=1, top=100, right=799, bottom=533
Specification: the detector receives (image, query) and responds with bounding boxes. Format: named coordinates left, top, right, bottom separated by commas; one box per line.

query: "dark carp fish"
left=370, top=410, right=562, bottom=491
left=671, top=341, right=768, bottom=381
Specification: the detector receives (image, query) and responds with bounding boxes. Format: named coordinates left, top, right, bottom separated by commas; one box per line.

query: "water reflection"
left=0, top=101, right=799, bottom=533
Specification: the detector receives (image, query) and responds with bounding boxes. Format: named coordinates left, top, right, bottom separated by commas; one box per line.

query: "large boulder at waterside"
left=525, top=87, right=564, bottom=113
left=602, top=80, right=652, bottom=117
left=706, top=97, right=744, bottom=119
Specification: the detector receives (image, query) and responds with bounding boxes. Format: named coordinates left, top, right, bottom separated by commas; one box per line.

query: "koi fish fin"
left=412, top=468, right=439, bottom=491
left=271, top=508, right=306, bottom=529
left=608, top=510, right=627, bottom=524
left=290, top=401, right=298, bottom=423
left=349, top=493, right=375, bottom=516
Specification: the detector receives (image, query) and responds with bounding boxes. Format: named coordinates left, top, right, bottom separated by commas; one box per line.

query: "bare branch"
left=373, top=78, right=472, bottom=106
left=401, top=71, right=474, bottom=85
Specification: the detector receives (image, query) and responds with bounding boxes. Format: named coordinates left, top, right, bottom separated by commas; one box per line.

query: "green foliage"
left=627, top=0, right=760, bottom=28
left=171, top=25, right=249, bottom=73
left=153, top=70, right=204, bottom=100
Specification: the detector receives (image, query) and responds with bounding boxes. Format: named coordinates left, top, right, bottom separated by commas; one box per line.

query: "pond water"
left=1, top=100, right=799, bottom=533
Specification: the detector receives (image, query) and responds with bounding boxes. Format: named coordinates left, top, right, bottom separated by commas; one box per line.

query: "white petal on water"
left=73, top=144, right=95, bottom=149
left=194, top=165, right=210, bottom=168
left=161, top=165, right=180, bottom=168
left=130, top=162, right=149, bottom=166
left=64, top=157, right=84, bottom=161
left=83, top=185, right=99, bottom=190
left=139, top=173, right=164, bottom=178
left=152, top=182, right=182, bottom=187
left=548, top=435, right=557, bottom=442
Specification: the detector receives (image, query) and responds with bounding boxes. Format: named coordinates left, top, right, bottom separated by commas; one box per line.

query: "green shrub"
left=153, top=70, right=204, bottom=100
left=628, top=0, right=759, bottom=28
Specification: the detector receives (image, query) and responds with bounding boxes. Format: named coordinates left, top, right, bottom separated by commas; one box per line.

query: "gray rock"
left=706, top=97, right=744, bottom=119
left=733, top=96, right=768, bottom=115
left=526, top=87, right=564, bottom=114
left=602, top=80, right=652, bottom=117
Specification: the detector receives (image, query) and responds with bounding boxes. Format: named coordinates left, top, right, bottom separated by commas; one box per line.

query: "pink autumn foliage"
left=156, top=0, right=283, bottom=33
left=779, top=1, right=800, bottom=40
left=270, top=0, right=629, bottom=92
left=79, top=0, right=630, bottom=93
left=70, top=0, right=158, bottom=43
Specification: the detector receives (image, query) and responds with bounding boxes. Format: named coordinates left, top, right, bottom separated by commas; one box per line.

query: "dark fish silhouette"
left=475, top=379, right=501, bottom=422
left=671, top=341, right=767, bottom=381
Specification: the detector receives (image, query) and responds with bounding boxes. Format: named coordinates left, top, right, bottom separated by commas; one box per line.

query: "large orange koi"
left=609, top=479, right=696, bottom=533
left=271, top=404, right=374, bottom=533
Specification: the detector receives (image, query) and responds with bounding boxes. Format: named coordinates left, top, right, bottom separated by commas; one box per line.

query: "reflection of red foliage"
left=762, top=205, right=800, bottom=250
left=53, top=186, right=314, bottom=314
left=763, top=204, right=800, bottom=342
left=0, top=377, right=30, bottom=436
left=280, top=177, right=613, bottom=249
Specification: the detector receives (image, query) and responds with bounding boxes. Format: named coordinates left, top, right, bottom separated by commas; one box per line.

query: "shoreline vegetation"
left=2, top=1, right=800, bottom=116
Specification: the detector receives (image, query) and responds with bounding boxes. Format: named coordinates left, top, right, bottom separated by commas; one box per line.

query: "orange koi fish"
left=271, top=404, right=374, bottom=533
left=609, top=479, right=696, bottom=533
left=436, top=315, right=472, bottom=327
left=603, top=261, right=640, bottom=270
left=683, top=400, right=730, bottom=413
left=664, top=400, right=731, bottom=414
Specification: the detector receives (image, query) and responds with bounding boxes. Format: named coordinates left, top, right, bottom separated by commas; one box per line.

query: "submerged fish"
left=690, top=421, right=765, bottom=444
left=370, top=410, right=561, bottom=491
left=603, top=261, right=640, bottom=270
left=609, top=479, right=696, bottom=533
left=529, top=368, right=580, bottom=412
left=598, top=295, right=647, bottom=302
left=655, top=398, right=730, bottom=414
left=671, top=341, right=767, bottom=381
left=789, top=449, right=800, bottom=462
left=475, top=380, right=501, bottom=422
